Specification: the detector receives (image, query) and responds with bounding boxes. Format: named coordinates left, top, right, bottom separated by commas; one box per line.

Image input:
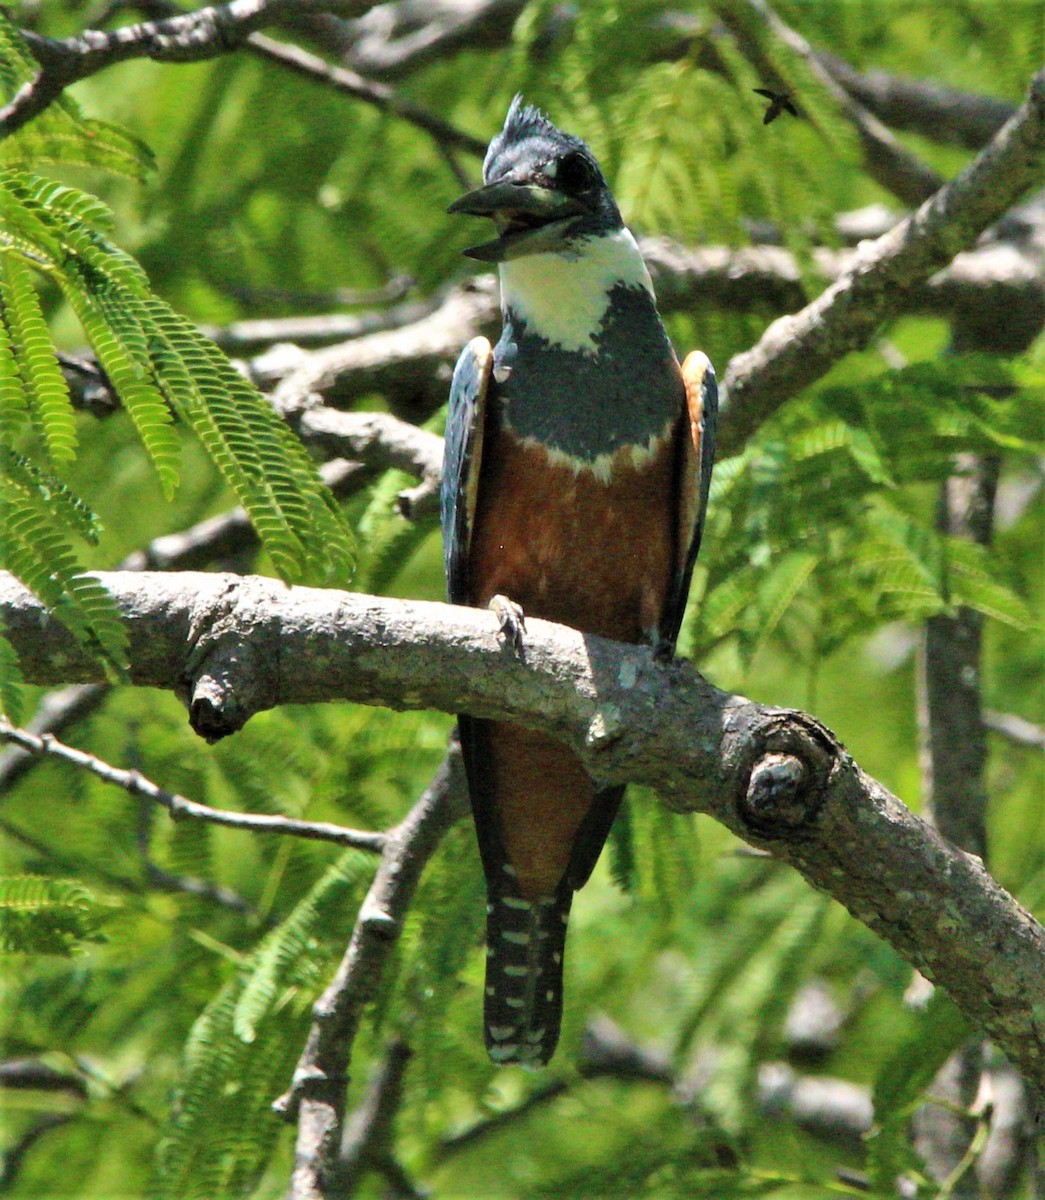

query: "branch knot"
left=736, top=711, right=839, bottom=838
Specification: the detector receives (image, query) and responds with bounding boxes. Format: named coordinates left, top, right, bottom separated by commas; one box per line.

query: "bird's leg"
left=489, top=594, right=526, bottom=652
left=648, top=623, right=677, bottom=665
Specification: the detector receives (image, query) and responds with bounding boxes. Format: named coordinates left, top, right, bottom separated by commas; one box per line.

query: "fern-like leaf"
left=0, top=633, right=24, bottom=722
left=866, top=990, right=971, bottom=1190
left=0, top=250, right=76, bottom=463
left=0, top=475, right=129, bottom=671
left=0, top=875, right=110, bottom=955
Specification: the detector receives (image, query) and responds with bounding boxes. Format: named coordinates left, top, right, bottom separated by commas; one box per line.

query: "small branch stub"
left=737, top=713, right=839, bottom=838
left=743, top=753, right=810, bottom=833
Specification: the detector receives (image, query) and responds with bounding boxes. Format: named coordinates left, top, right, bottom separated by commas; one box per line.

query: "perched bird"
left=442, top=97, right=717, bottom=1067
left=753, top=87, right=798, bottom=124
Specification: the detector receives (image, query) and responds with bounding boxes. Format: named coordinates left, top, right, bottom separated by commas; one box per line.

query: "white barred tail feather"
left=483, top=877, right=572, bottom=1067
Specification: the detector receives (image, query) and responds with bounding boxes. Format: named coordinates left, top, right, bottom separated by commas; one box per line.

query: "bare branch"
left=719, top=66, right=1045, bottom=455
left=0, top=1114, right=75, bottom=1192
left=242, top=33, right=485, bottom=157
left=440, top=1014, right=871, bottom=1156
left=817, top=51, right=1016, bottom=151
left=984, top=711, right=1045, bottom=752
left=721, top=0, right=945, bottom=206
left=4, top=0, right=293, bottom=136
left=308, top=0, right=525, bottom=80
left=119, top=458, right=370, bottom=572
left=2, top=569, right=1042, bottom=1094
left=269, top=275, right=498, bottom=415
left=3, top=2, right=485, bottom=160
left=0, top=719, right=387, bottom=852
left=61, top=212, right=1044, bottom=432
left=200, top=297, right=436, bottom=354
left=276, top=750, right=465, bottom=1200
left=0, top=683, right=109, bottom=793
left=917, top=454, right=1000, bottom=860
left=332, top=1040, right=418, bottom=1197
left=0, top=1060, right=88, bottom=1098
left=299, top=0, right=1017, bottom=160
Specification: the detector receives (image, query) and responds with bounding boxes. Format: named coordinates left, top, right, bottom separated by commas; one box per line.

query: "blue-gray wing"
left=662, top=351, right=718, bottom=648
left=441, top=337, right=494, bottom=603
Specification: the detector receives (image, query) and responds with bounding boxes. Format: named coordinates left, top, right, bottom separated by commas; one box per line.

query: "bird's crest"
left=483, top=95, right=586, bottom=182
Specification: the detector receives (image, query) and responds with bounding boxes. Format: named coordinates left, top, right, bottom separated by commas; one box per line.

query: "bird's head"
left=448, top=97, right=622, bottom=263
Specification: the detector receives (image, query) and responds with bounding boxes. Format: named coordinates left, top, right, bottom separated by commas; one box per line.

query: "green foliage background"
left=1, top=1, right=1042, bottom=1197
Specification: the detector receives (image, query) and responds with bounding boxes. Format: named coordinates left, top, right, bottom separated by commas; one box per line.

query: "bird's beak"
left=448, top=182, right=587, bottom=262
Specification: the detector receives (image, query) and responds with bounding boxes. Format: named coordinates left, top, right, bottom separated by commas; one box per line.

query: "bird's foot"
left=652, top=636, right=677, bottom=665
left=489, top=594, right=526, bottom=652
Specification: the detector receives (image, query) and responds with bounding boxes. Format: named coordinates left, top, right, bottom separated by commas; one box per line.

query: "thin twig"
left=0, top=1114, right=74, bottom=1191
left=331, top=1039, right=418, bottom=1196
left=0, top=720, right=387, bottom=852
left=984, top=711, right=1045, bottom=752
left=244, top=34, right=486, bottom=157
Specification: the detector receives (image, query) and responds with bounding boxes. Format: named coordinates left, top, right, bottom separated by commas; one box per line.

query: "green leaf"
left=159, top=850, right=372, bottom=1199
left=866, top=990, right=971, bottom=1191
left=0, top=250, right=76, bottom=463
left=0, top=875, right=110, bottom=955
left=0, top=632, right=23, bottom=722
left=0, top=476, right=129, bottom=672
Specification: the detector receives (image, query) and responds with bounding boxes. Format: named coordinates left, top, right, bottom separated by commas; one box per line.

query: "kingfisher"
left=441, top=97, right=717, bottom=1067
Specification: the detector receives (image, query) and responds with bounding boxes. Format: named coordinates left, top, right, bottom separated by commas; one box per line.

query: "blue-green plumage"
left=494, top=283, right=684, bottom=461
left=443, top=97, right=717, bottom=1067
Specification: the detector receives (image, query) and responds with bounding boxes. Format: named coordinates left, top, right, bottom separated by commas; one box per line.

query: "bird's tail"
left=483, top=877, right=572, bottom=1067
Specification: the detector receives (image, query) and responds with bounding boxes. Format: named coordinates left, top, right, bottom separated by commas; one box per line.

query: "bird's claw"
left=489, top=594, right=526, bottom=652
left=652, top=637, right=677, bottom=665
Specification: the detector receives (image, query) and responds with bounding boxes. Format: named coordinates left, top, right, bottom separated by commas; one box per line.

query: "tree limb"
left=719, top=65, right=1045, bottom=454
left=984, top=711, right=1045, bottom=752
left=275, top=749, right=465, bottom=1200
left=722, top=0, right=945, bottom=206
left=3, top=1, right=485, bottom=159
left=817, top=51, right=1015, bottom=152
left=3, top=569, right=1043, bottom=1095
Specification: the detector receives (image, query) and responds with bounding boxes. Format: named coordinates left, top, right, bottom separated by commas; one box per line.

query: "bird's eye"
left=556, top=152, right=597, bottom=193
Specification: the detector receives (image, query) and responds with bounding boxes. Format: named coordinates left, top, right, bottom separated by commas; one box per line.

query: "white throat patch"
left=499, top=228, right=655, bottom=355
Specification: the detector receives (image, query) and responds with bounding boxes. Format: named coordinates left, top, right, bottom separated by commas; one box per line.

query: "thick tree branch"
left=718, top=66, right=1045, bottom=454
left=3, top=569, right=1042, bottom=1094
left=817, top=51, right=1015, bottom=152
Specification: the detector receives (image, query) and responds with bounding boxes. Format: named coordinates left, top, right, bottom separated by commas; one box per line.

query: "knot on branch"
left=736, top=711, right=840, bottom=839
